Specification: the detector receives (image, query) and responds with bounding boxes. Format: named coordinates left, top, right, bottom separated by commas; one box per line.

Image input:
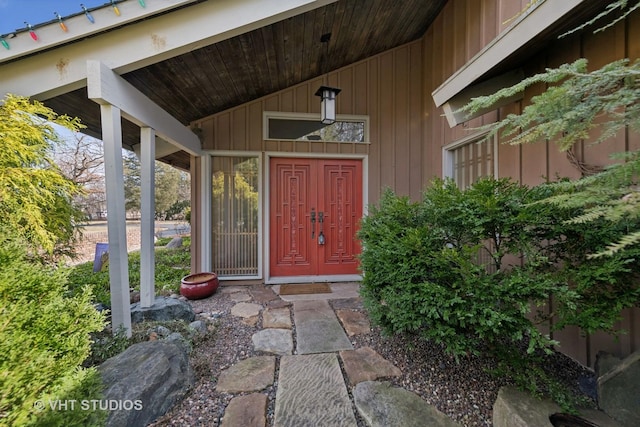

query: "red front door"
left=269, top=157, right=362, bottom=277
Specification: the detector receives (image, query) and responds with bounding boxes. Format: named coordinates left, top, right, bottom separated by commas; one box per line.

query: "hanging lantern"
left=315, top=86, right=341, bottom=125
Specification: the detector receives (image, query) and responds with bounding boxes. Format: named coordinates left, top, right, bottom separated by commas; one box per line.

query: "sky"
left=0, top=0, right=108, bottom=35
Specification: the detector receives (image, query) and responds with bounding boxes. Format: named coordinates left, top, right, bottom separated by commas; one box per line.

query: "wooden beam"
left=101, top=104, right=132, bottom=336
left=432, top=0, right=584, bottom=108
left=140, top=127, right=156, bottom=308
left=87, top=60, right=201, bottom=156
left=0, top=0, right=339, bottom=100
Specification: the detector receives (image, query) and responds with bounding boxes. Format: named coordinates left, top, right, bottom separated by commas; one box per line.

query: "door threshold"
left=265, top=274, right=362, bottom=285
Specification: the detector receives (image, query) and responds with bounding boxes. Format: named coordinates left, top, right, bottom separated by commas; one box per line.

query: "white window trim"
left=263, top=111, right=370, bottom=143
left=442, top=130, right=498, bottom=182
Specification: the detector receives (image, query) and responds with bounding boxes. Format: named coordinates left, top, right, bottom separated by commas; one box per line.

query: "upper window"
left=264, top=112, right=368, bottom=142
left=443, top=131, right=497, bottom=189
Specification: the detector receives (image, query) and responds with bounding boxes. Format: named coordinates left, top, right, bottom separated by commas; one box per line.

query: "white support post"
left=200, top=154, right=213, bottom=272
left=140, top=127, right=156, bottom=308
left=101, top=104, right=132, bottom=336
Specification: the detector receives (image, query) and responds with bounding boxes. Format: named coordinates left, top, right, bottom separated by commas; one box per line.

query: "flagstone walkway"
left=217, top=283, right=460, bottom=427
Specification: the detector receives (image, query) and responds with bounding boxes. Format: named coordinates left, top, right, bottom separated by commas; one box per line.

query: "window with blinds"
left=443, top=132, right=497, bottom=189
left=212, top=156, right=260, bottom=277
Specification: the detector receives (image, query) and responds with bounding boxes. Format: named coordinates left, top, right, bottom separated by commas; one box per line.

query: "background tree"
left=123, top=151, right=191, bottom=220
left=53, top=132, right=107, bottom=220
left=123, top=151, right=142, bottom=215
left=0, top=94, right=85, bottom=258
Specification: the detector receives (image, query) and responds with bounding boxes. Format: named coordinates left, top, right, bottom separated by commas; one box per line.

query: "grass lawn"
left=66, top=237, right=191, bottom=307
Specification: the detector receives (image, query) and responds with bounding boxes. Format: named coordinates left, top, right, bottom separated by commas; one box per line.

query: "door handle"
left=310, top=208, right=316, bottom=239
left=318, top=211, right=325, bottom=245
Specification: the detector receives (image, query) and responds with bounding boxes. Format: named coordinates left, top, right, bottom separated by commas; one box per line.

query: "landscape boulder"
left=130, top=296, right=195, bottom=323
left=165, top=237, right=183, bottom=249
left=597, top=350, right=640, bottom=426
left=99, top=340, right=193, bottom=427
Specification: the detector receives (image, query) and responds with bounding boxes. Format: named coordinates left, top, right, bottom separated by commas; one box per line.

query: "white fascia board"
left=87, top=60, right=201, bottom=156
left=0, top=0, right=338, bottom=100
left=0, top=0, right=198, bottom=63
left=442, top=69, right=524, bottom=127
left=432, top=0, right=584, bottom=108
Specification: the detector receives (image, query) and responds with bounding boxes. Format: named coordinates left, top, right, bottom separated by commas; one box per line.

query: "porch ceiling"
left=40, top=0, right=448, bottom=170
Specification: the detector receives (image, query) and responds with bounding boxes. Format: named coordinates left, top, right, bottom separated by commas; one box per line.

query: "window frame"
left=442, top=130, right=498, bottom=188
left=263, top=111, right=370, bottom=143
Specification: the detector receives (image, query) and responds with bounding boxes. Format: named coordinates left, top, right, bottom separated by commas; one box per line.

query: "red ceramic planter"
left=180, top=272, right=219, bottom=300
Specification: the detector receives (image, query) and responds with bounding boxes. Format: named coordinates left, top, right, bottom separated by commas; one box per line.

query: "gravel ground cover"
left=149, top=285, right=596, bottom=427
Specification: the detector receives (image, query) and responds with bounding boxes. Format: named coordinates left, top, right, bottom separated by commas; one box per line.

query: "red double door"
left=269, top=157, right=363, bottom=277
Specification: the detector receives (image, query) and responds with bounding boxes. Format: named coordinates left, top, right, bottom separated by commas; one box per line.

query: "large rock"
left=493, top=386, right=620, bottom=427
left=99, top=340, right=193, bottom=427
left=130, top=296, right=195, bottom=323
left=165, top=237, right=183, bottom=249
left=493, top=386, right=561, bottom=427
left=598, top=350, right=640, bottom=426
left=354, top=381, right=459, bottom=427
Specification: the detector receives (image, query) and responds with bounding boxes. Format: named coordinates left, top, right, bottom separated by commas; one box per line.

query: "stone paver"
left=275, top=354, right=357, bottom=427
left=229, top=292, right=252, bottom=302
left=354, top=381, right=460, bottom=427
left=331, top=297, right=364, bottom=310
left=336, top=309, right=370, bottom=336
left=221, top=393, right=267, bottom=427
left=216, top=356, right=276, bottom=393
left=231, top=302, right=262, bottom=318
left=340, top=347, right=402, bottom=386
left=267, top=299, right=292, bottom=309
left=293, top=300, right=353, bottom=354
left=220, top=286, right=250, bottom=294
left=249, top=285, right=279, bottom=303
left=263, top=307, right=291, bottom=329
left=252, top=329, right=293, bottom=356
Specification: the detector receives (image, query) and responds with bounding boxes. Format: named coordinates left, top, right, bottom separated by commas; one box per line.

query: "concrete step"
left=274, top=353, right=357, bottom=427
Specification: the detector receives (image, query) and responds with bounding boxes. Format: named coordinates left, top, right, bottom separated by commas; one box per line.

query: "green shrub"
left=66, top=237, right=192, bottom=307
left=358, top=176, right=640, bottom=409
left=0, top=232, right=106, bottom=426
left=359, top=180, right=559, bottom=358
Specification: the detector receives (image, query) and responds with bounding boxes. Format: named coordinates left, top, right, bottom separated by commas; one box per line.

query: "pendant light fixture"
left=315, top=33, right=341, bottom=125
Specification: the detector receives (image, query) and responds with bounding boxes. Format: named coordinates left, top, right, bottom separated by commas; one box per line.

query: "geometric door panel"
left=269, top=157, right=362, bottom=277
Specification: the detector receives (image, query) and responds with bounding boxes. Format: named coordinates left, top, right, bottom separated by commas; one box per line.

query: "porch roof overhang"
left=432, top=0, right=611, bottom=128
left=0, top=0, right=448, bottom=169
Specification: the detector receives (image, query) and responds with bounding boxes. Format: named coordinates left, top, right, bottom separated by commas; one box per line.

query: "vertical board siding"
left=421, top=1, right=640, bottom=366
left=194, top=39, right=425, bottom=207
left=192, top=0, right=640, bottom=366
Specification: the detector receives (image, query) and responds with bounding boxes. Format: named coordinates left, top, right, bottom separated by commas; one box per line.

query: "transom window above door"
left=264, top=112, right=368, bottom=142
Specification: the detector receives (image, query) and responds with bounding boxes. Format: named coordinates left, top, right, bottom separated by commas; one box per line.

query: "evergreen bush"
left=0, top=232, right=106, bottom=426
